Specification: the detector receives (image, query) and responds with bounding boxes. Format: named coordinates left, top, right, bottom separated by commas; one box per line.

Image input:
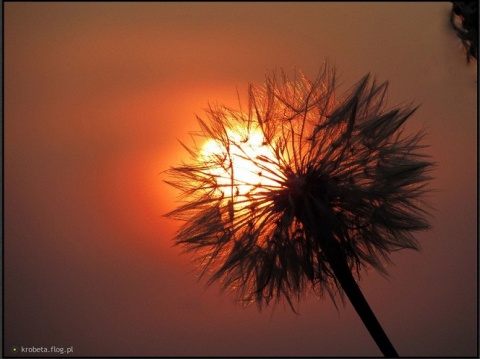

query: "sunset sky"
left=4, top=2, right=477, bottom=357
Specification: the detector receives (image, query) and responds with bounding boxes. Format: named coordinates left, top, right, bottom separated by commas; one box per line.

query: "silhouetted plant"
left=450, top=1, right=478, bottom=62
left=164, top=64, right=433, bottom=357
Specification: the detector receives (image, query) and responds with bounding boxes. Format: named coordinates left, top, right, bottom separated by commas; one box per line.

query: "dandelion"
left=164, top=64, right=433, bottom=357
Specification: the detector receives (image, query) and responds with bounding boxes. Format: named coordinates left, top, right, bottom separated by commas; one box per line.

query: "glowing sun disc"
left=200, top=129, right=278, bottom=200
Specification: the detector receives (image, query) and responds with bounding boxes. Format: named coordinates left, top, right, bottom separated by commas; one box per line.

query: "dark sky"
left=4, top=2, right=477, bottom=357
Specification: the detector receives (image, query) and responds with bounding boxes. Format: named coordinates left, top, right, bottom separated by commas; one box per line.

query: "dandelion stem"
left=299, top=203, right=399, bottom=357
left=321, top=237, right=399, bottom=357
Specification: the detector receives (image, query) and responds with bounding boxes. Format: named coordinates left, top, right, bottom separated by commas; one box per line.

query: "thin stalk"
left=300, top=206, right=399, bottom=357
left=322, top=239, right=399, bottom=357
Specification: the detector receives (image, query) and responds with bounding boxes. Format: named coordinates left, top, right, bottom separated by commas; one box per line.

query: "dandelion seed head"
left=164, top=64, right=434, bottom=311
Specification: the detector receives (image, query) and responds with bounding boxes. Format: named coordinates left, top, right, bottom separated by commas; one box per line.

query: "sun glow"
left=200, top=128, right=279, bottom=202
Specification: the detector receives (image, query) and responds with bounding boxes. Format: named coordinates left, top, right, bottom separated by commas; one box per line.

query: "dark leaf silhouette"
left=450, top=1, right=478, bottom=62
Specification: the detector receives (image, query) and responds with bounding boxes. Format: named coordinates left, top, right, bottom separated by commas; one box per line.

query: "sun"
left=200, top=127, right=280, bottom=203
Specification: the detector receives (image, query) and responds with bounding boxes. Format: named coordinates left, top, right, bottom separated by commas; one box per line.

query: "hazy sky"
left=4, top=2, right=477, bottom=357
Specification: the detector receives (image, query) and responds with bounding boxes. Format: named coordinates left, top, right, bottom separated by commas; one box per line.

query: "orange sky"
left=4, top=2, right=477, bottom=357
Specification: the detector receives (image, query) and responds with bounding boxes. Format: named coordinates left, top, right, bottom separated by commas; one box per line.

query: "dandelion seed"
left=164, top=63, right=433, bottom=357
